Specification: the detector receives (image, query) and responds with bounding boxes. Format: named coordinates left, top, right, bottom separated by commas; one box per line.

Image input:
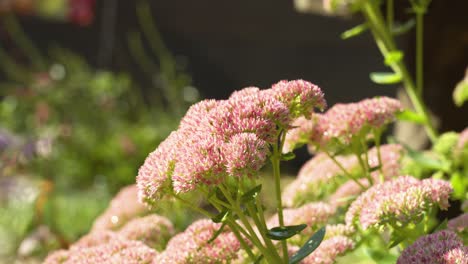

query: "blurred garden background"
left=0, top=0, right=467, bottom=263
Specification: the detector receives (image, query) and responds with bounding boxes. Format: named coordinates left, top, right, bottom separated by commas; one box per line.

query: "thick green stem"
left=386, top=0, right=394, bottom=31
left=362, top=1, right=438, bottom=143
left=271, top=134, right=288, bottom=262
left=217, top=185, right=279, bottom=262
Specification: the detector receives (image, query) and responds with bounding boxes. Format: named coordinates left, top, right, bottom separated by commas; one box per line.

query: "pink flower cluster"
left=44, top=239, right=158, bottom=264
left=397, top=230, right=468, bottom=264
left=289, top=236, right=354, bottom=264
left=448, top=213, right=468, bottom=234
left=155, top=219, right=242, bottom=263
left=345, top=176, right=452, bottom=229
left=137, top=80, right=325, bottom=204
left=284, top=96, right=402, bottom=152
left=91, top=184, right=149, bottom=231
left=45, top=214, right=174, bottom=263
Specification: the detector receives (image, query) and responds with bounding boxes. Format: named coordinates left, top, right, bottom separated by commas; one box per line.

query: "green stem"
left=241, top=180, right=279, bottom=259
left=218, top=184, right=278, bottom=263
left=171, top=193, right=214, bottom=218
left=226, top=218, right=257, bottom=260
left=324, top=151, right=367, bottom=190
left=272, top=133, right=288, bottom=262
left=387, top=0, right=394, bottom=31
left=416, top=12, right=424, bottom=97
left=361, top=1, right=438, bottom=143
left=373, top=129, right=385, bottom=183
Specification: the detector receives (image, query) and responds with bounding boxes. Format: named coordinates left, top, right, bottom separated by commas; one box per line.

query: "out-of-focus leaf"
left=384, top=51, right=404, bottom=66
left=370, top=72, right=402, bottom=84
left=391, top=19, right=416, bottom=35
left=396, top=109, right=427, bottom=124
left=341, top=23, right=368, bottom=40
left=281, top=152, right=296, bottom=161
left=453, top=70, right=468, bottom=107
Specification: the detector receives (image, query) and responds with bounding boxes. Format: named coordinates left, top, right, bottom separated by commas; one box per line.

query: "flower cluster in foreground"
left=397, top=230, right=468, bottom=264
left=137, top=80, right=326, bottom=205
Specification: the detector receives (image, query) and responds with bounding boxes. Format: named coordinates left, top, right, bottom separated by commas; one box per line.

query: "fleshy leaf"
left=241, top=184, right=262, bottom=203
left=281, top=152, right=296, bottom=161
left=341, top=23, right=368, bottom=40
left=384, top=51, right=404, bottom=66
left=212, top=210, right=229, bottom=223
left=391, top=19, right=415, bottom=35
left=266, top=224, right=307, bottom=240
left=208, top=221, right=227, bottom=243
left=289, top=226, right=326, bottom=264
left=370, top=72, right=402, bottom=84
left=396, top=109, right=427, bottom=124
left=453, top=72, right=468, bottom=107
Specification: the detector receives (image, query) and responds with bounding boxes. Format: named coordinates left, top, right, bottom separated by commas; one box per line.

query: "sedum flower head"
left=222, top=132, right=269, bottom=177
left=137, top=80, right=326, bottom=205
left=284, top=97, right=402, bottom=152
left=92, top=184, right=149, bottom=231
left=346, top=176, right=452, bottom=229
left=44, top=239, right=158, bottom=264
left=397, top=230, right=468, bottom=264
left=270, top=79, right=327, bottom=117
left=156, top=219, right=241, bottom=264
left=118, top=215, right=175, bottom=251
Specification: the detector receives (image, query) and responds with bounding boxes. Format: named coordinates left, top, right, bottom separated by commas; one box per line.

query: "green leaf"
left=384, top=51, right=404, bottom=66
left=340, top=23, right=369, bottom=40
left=281, top=152, right=296, bottom=161
left=431, top=218, right=448, bottom=234
left=388, top=232, right=406, bottom=248
left=289, top=226, right=326, bottom=264
left=241, top=184, right=262, bottom=203
left=370, top=72, right=402, bottom=84
left=391, top=19, right=416, bottom=35
left=266, top=224, right=307, bottom=240
left=450, top=172, right=466, bottom=199
left=208, top=221, right=227, bottom=243
left=396, top=109, right=427, bottom=124
left=405, top=147, right=450, bottom=172
left=211, top=210, right=229, bottom=223
left=453, top=77, right=468, bottom=107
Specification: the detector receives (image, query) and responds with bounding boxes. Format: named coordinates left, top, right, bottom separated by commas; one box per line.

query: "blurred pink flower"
left=44, top=239, right=158, bottom=264
left=397, top=230, right=468, bottom=264
left=448, top=213, right=468, bottom=233
left=92, top=185, right=148, bottom=231
left=346, top=176, right=452, bottom=229
left=156, top=219, right=242, bottom=263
